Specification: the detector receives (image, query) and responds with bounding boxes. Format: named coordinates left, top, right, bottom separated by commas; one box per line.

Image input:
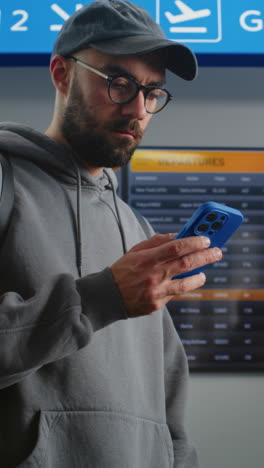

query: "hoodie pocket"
left=18, top=410, right=174, bottom=468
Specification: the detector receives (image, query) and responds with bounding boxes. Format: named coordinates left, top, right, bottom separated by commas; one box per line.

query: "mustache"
left=108, top=119, right=144, bottom=139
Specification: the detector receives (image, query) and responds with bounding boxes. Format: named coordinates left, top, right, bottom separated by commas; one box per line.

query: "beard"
left=61, top=76, right=144, bottom=168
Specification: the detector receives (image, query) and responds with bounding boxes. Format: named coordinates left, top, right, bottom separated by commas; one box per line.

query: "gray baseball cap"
left=52, top=0, right=198, bottom=81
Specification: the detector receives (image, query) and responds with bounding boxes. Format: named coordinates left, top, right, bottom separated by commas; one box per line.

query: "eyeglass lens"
left=109, top=76, right=169, bottom=114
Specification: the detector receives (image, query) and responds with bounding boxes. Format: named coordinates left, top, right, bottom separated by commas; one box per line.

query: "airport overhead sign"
left=0, top=1, right=263, bottom=58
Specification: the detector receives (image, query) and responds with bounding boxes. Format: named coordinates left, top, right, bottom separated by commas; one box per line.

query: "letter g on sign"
left=240, top=10, right=263, bottom=32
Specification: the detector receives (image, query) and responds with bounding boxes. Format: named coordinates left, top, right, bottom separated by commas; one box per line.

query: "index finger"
left=129, top=233, right=176, bottom=253
left=154, top=235, right=211, bottom=264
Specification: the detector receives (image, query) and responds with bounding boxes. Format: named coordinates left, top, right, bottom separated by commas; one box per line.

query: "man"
left=0, top=1, right=222, bottom=467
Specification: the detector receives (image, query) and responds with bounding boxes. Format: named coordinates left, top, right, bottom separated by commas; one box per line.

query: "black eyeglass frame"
left=68, top=56, right=173, bottom=114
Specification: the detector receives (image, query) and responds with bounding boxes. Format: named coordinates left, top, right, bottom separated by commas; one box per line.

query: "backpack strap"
left=0, top=153, right=15, bottom=242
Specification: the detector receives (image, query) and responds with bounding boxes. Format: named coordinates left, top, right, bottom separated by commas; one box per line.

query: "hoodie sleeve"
left=163, top=310, right=199, bottom=468
left=0, top=268, right=127, bottom=389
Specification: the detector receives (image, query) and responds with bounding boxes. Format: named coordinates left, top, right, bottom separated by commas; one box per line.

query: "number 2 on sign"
left=11, top=10, right=29, bottom=31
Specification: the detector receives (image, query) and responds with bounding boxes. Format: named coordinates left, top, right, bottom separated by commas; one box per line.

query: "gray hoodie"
left=0, top=123, right=198, bottom=468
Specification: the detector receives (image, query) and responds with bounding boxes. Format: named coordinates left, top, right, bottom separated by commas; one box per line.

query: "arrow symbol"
left=50, top=3, right=83, bottom=32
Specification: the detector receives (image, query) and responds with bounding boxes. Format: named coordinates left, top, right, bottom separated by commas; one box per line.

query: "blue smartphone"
left=173, top=201, right=244, bottom=278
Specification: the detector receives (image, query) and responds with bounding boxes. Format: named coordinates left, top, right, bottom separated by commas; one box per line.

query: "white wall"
left=1, top=65, right=264, bottom=468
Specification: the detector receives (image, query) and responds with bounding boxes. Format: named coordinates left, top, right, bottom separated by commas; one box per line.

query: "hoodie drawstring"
left=68, top=160, right=126, bottom=279
left=104, top=169, right=127, bottom=255
left=67, top=154, right=83, bottom=278
left=75, top=165, right=83, bottom=278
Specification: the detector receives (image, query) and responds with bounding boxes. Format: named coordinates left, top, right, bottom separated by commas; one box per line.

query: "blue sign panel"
left=0, top=1, right=263, bottom=63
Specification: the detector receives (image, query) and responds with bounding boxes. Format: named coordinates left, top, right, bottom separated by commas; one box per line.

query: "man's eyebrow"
left=101, top=64, right=166, bottom=88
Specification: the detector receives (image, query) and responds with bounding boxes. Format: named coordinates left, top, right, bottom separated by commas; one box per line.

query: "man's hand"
left=110, top=233, right=222, bottom=318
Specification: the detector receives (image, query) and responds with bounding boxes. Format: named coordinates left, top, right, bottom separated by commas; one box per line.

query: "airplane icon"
left=165, top=1, right=211, bottom=24
left=165, top=1, right=211, bottom=33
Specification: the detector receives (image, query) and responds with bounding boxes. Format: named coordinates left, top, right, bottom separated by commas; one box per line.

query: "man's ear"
left=50, top=55, right=72, bottom=95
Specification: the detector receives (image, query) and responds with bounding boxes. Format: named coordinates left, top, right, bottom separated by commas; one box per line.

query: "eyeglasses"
left=69, top=56, right=172, bottom=114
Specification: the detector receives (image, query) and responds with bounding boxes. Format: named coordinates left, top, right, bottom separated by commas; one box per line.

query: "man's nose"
left=119, top=90, right=148, bottom=120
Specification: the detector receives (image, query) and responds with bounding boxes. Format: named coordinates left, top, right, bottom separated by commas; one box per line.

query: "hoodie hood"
left=0, top=122, right=123, bottom=277
left=0, top=122, right=118, bottom=191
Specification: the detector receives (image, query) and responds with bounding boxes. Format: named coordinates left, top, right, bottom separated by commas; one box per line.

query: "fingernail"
left=214, top=248, right=222, bottom=259
left=202, top=236, right=211, bottom=247
left=200, top=272, right=206, bottom=283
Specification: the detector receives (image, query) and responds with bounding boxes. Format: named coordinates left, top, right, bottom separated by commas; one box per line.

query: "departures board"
left=122, top=148, right=264, bottom=371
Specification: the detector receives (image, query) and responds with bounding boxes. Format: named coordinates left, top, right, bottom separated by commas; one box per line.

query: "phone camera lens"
left=206, top=212, right=217, bottom=222
left=197, top=223, right=209, bottom=233
left=211, top=221, right=222, bottom=230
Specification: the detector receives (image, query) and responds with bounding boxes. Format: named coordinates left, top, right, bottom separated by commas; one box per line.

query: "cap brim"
left=89, top=35, right=198, bottom=81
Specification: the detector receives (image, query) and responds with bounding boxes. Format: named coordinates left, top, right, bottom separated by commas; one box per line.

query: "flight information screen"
left=123, top=148, right=264, bottom=371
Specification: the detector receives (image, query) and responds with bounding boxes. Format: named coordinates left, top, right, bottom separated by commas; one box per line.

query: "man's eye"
left=148, top=89, right=167, bottom=100
left=147, top=89, right=161, bottom=100
left=112, top=83, right=127, bottom=89
left=111, top=78, right=130, bottom=89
